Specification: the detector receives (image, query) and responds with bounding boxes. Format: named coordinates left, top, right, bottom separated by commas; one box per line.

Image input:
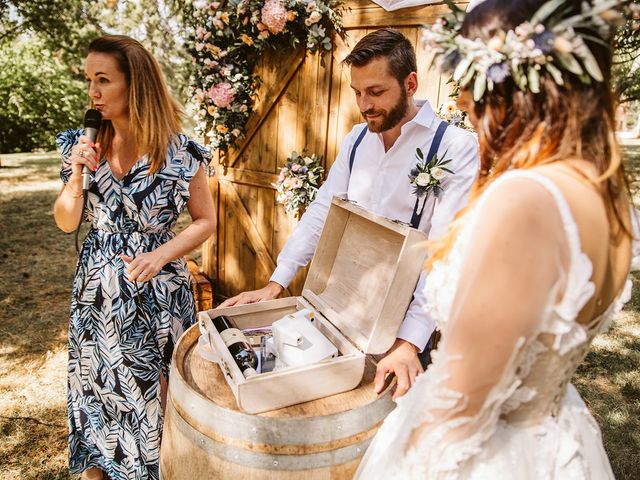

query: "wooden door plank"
left=218, top=167, right=278, bottom=189
left=227, top=49, right=306, bottom=168
left=220, top=180, right=291, bottom=296
left=201, top=172, right=219, bottom=283
left=340, top=1, right=469, bottom=28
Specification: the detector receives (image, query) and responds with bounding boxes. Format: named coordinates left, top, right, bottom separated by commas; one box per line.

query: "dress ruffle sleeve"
left=170, top=135, right=213, bottom=213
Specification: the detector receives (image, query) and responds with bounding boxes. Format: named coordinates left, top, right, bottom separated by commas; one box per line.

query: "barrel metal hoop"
left=169, top=368, right=395, bottom=446
left=168, top=399, right=372, bottom=470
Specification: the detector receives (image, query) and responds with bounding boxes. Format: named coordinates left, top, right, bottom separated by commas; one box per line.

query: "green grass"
left=0, top=149, right=639, bottom=479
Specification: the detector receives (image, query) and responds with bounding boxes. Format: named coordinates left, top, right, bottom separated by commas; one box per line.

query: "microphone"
left=82, top=109, right=102, bottom=191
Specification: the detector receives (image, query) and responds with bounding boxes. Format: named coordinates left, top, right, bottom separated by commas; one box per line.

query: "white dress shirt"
left=270, top=100, right=479, bottom=351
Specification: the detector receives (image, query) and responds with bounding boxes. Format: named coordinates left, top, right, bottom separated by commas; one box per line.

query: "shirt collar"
left=410, top=99, right=438, bottom=130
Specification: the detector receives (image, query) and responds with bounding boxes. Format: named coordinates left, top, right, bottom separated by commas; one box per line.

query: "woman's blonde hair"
left=88, top=35, right=183, bottom=174
left=427, top=0, right=630, bottom=268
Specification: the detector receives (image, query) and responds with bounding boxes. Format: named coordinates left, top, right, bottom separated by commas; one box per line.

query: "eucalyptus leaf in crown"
left=423, top=0, right=624, bottom=101
left=188, top=0, right=343, bottom=151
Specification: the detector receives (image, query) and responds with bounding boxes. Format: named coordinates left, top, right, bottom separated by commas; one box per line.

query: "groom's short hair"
left=343, top=28, right=417, bottom=86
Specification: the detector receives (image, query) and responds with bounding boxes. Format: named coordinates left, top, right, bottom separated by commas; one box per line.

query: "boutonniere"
left=408, top=147, right=454, bottom=200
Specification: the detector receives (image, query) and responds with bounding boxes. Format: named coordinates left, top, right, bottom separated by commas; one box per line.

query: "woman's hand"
left=121, top=250, right=169, bottom=283
left=70, top=135, right=101, bottom=176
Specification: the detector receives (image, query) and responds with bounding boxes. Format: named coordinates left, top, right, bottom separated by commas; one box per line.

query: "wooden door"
left=203, top=1, right=467, bottom=300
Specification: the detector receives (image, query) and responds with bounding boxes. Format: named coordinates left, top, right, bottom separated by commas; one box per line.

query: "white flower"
left=303, top=156, right=313, bottom=165
left=487, top=35, right=504, bottom=51
left=431, top=167, right=446, bottom=181
left=306, top=11, right=322, bottom=26
left=415, top=172, right=431, bottom=186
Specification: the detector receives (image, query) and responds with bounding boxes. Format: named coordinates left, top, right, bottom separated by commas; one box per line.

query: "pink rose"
left=208, top=82, right=235, bottom=108
left=291, top=164, right=301, bottom=172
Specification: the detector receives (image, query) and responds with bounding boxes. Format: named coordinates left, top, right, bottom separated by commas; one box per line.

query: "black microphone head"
left=84, top=109, right=102, bottom=130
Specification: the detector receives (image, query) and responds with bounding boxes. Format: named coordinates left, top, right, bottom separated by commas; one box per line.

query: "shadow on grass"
left=573, top=274, right=640, bottom=480
left=0, top=190, right=76, bottom=366
left=0, top=406, right=73, bottom=480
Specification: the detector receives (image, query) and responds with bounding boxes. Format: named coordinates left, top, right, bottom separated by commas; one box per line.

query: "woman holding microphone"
left=53, top=35, right=215, bottom=480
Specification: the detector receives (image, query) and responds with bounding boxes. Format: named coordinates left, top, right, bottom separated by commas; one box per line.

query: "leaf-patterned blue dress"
left=56, top=130, right=211, bottom=480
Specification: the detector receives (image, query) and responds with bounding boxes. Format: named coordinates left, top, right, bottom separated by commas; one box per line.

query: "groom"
left=221, top=28, right=479, bottom=398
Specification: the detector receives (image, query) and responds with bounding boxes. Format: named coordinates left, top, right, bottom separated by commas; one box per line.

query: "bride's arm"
left=417, top=178, right=567, bottom=427
left=405, top=178, right=570, bottom=472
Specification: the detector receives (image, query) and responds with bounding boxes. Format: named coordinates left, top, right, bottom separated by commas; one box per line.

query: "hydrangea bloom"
left=261, top=0, right=288, bottom=34
left=208, top=82, right=235, bottom=108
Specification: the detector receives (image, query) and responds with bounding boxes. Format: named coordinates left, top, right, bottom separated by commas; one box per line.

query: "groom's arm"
left=220, top=127, right=360, bottom=307
left=397, top=131, right=480, bottom=350
left=376, top=131, right=479, bottom=398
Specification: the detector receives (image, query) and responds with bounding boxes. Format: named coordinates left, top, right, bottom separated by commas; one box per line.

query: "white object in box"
left=198, top=197, right=429, bottom=414
left=270, top=309, right=339, bottom=367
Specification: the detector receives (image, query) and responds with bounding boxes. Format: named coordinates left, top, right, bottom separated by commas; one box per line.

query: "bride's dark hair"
left=428, top=0, right=630, bottom=267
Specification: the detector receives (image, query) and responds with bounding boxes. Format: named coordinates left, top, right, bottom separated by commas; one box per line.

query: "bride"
left=356, top=1, right=635, bottom=478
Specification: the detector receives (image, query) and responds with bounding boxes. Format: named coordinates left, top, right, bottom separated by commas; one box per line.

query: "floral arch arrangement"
left=189, top=0, right=343, bottom=151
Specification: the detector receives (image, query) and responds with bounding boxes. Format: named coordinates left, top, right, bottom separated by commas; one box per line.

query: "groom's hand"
left=219, top=281, right=284, bottom=308
left=374, top=338, right=422, bottom=400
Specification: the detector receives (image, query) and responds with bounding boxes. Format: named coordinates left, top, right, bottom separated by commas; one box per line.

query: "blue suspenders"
left=348, top=125, right=368, bottom=172
left=348, top=121, right=449, bottom=229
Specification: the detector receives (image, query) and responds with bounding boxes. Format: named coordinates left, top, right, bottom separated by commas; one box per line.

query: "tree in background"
left=615, top=2, right=640, bottom=105
left=0, top=0, right=193, bottom=153
left=0, top=40, right=87, bottom=152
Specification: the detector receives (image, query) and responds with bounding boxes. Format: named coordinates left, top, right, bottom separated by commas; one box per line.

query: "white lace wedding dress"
left=356, top=170, right=637, bottom=479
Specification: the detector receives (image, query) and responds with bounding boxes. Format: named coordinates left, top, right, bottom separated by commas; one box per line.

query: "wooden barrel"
left=160, top=324, right=396, bottom=479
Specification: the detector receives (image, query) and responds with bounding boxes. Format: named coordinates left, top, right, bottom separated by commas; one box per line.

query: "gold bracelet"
left=65, top=184, right=84, bottom=198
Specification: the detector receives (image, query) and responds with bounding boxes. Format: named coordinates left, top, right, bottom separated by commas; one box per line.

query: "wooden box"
left=198, top=198, right=428, bottom=414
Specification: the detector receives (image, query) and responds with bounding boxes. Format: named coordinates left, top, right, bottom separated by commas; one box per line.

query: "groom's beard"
left=361, top=87, right=409, bottom=133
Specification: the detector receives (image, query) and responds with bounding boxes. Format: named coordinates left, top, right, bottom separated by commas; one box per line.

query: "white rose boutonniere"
left=408, top=147, right=454, bottom=204
left=415, top=172, right=431, bottom=186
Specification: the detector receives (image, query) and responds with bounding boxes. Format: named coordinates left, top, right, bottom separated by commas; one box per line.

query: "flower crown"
left=423, top=0, right=623, bottom=101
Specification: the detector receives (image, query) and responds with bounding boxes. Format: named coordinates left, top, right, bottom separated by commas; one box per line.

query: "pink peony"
left=208, top=82, right=235, bottom=108
left=261, top=0, right=288, bottom=34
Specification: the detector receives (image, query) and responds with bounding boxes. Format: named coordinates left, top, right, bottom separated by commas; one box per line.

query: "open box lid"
left=302, top=198, right=429, bottom=355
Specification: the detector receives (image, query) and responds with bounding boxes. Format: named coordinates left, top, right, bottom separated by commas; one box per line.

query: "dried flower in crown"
left=422, top=0, right=624, bottom=101
left=436, top=98, right=474, bottom=132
